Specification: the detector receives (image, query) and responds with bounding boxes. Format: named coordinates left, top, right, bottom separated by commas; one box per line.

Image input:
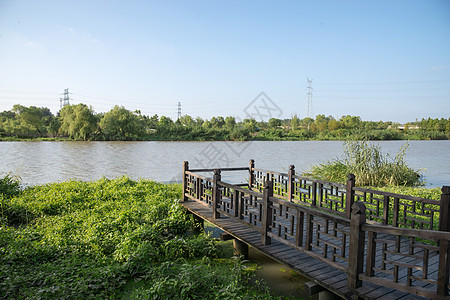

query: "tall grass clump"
left=307, top=140, right=422, bottom=187
left=0, top=173, right=21, bottom=199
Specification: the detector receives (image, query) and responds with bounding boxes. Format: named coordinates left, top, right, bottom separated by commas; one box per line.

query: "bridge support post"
left=345, top=174, right=355, bottom=219
left=347, top=202, right=366, bottom=291
left=262, top=180, right=273, bottom=245
left=288, top=165, right=295, bottom=202
left=192, top=213, right=204, bottom=234
left=437, top=186, right=450, bottom=296
left=212, top=169, right=221, bottom=219
left=182, top=161, right=189, bottom=202
left=233, top=239, right=249, bottom=259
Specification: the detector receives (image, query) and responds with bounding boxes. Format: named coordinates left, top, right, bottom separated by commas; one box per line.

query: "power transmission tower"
left=60, top=88, right=71, bottom=109
left=306, top=78, right=313, bottom=118
left=177, top=102, right=182, bottom=120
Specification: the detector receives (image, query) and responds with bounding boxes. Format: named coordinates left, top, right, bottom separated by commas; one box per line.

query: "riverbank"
left=1, top=130, right=449, bottom=142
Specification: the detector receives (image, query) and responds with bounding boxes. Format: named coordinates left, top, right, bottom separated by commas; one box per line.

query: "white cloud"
left=431, top=65, right=446, bottom=71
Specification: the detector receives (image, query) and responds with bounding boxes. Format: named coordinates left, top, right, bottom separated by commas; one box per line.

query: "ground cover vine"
left=0, top=176, right=279, bottom=299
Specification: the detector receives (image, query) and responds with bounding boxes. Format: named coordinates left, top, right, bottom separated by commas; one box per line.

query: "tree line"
left=0, top=103, right=449, bottom=141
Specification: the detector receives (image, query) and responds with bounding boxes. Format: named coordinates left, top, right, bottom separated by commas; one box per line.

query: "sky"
left=0, top=0, right=449, bottom=123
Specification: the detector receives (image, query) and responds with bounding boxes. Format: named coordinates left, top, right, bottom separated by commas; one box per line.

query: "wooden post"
left=439, top=186, right=450, bottom=232
left=288, top=165, right=295, bottom=202
left=182, top=161, right=189, bottom=202
left=392, top=197, right=399, bottom=227
left=233, top=190, right=239, bottom=218
left=346, top=174, right=356, bottom=219
left=196, top=177, right=201, bottom=200
left=212, top=169, right=221, bottom=219
left=347, top=202, right=366, bottom=291
left=311, top=182, right=317, bottom=207
left=296, top=210, right=304, bottom=247
left=233, top=239, right=249, bottom=259
left=249, top=159, right=255, bottom=190
left=192, top=213, right=204, bottom=234
left=239, top=191, right=245, bottom=220
left=382, top=195, right=389, bottom=225
left=365, top=231, right=377, bottom=277
left=305, top=213, right=313, bottom=251
left=261, top=180, right=273, bottom=245
left=437, top=186, right=450, bottom=296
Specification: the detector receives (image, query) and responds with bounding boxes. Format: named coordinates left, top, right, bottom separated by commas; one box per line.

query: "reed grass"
left=307, top=140, right=422, bottom=187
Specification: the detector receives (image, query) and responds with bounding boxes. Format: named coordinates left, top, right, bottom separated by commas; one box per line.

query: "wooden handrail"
left=185, top=171, right=213, bottom=182
left=361, top=223, right=450, bottom=240
left=189, top=167, right=249, bottom=172
left=292, top=174, right=347, bottom=189
left=354, top=186, right=438, bottom=204
left=253, top=168, right=289, bottom=177
left=182, top=160, right=450, bottom=298
left=269, top=195, right=351, bottom=226
left=217, top=180, right=263, bottom=198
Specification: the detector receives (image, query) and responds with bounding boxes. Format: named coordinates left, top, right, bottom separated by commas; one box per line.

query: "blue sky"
left=0, top=0, right=449, bottom=123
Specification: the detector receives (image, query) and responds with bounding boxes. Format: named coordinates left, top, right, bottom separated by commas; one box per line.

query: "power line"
left=177, top=102, right=182, bottom=120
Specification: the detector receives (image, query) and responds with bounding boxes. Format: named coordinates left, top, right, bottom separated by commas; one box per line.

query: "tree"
left=328, top=119, right=339, bottom=131
left=59, top=104, right=98, bottom=140
left=100, top=105, right=146, bottom=140
left=147, top=114, right=159, bottom=129
left=158, top=116, right=174, bottom=129
left=268, top=118, right=282, bottom=129
left=224, top=116, right=236, bottom=130
left=179, top=115, right=195, bottom=128
left=194, top=117, right=204, bottom=128
left=340, top=115, right=361, bottom=129
left=48, top=118, right=61, bottom=137
left=12, top=105, right=53, bottom=137
left=243, top=118, right=257, bottom=132
left=210, top=116, right=225, bottom=129
left=301, top=117, right=314, bottom=128
left=290, top=115, right=300, bottom=130
left=202, top=120, right=212, bottom=129
left=314, top=114, right=331, bottom=132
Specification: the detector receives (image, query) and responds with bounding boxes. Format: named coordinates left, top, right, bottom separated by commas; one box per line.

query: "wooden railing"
left=181, top=160, right=450, bottom=299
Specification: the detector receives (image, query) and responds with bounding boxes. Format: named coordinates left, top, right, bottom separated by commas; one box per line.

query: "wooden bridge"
left=180, top=160, right=450, bottom=299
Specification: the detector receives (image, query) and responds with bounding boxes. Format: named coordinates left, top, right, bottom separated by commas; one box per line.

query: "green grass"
left=0, top=176, right=284, bottom=299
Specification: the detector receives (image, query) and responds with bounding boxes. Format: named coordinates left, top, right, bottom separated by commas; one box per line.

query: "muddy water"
left=1, top=140, right=449, bottom=187
left=205, top=223, right=308, bottom=298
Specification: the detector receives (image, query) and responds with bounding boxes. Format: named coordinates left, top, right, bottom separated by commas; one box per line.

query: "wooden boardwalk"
left=181, top=161, right=450, bottom=300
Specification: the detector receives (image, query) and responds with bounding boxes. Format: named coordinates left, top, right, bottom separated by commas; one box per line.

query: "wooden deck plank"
left=180, top=200, right=444, bottom=300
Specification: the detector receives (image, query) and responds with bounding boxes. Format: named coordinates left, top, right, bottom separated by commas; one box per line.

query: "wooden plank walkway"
left=181, top=161, right=450, bottom=299
left=181, top=199, right=430, bottom=300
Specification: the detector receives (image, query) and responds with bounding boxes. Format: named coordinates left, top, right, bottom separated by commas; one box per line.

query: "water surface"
left=1, top=140, right=449, bottom=187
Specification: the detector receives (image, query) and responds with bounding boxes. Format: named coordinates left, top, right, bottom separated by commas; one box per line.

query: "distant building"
left=387, top=124, right=420, bottom=130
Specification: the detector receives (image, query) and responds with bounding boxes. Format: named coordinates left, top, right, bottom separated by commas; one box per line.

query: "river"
left=0, top=140, right=449, bottom=187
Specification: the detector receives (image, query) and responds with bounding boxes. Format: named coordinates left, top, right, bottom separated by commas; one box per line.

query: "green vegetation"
left=1, top=103, right=449, bottom=141
left=306, top=140, right=423, bottom=187
left=374, top=186, right=441, bottom=200
left=0, top=176, right=280, bottom=299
